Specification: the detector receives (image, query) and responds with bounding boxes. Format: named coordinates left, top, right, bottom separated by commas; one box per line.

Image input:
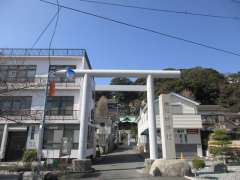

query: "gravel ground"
left=193, top=161, right=240, bottom=180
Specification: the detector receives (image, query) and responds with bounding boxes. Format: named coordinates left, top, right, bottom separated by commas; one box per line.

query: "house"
left=198, top=105, right=240, bottom=155
left=0, top=48, right=95, bottom=161
left=137, top=93, right=202, bottom=158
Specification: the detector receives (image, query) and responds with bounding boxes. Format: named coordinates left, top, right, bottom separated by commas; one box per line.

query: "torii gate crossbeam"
left=57, top=69, right=181, bottom=160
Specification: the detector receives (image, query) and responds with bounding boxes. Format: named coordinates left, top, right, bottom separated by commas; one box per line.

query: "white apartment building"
left=0, top=48, right=95, bottom=161
left=137, top=93, right=203, bottom=158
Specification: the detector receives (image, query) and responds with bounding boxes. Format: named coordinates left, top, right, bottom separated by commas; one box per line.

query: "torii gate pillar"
left=146, top=75, right=158, bottom=159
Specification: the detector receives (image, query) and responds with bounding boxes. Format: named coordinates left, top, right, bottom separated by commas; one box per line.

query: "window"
left=46, top=96, right=74, bottom=116
left=171, top=104, right=182, bottom=114
left=0, top=125, right=4, bottom=146
left=43, top=125, right=79, bottom=149
left=49, top=65, right=76, bottom=83
left=0, top=96, right=32, bottom=115
left=43, top=125, right=62, bottom=149
left=87, top=126, right=94, bottom=149
left=30, top=126, right=35, bottom=140
left=179, top=134, right=183, bottom=143
left=184, top=134, right=188, bottom=143
left=0, top=65, right=36, bottom=82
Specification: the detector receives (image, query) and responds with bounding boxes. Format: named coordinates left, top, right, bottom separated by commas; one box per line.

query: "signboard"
left=60, top=137, right=72, bottom=156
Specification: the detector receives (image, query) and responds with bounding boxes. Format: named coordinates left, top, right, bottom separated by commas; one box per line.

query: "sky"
left=0, top=0, right=240, bottom=84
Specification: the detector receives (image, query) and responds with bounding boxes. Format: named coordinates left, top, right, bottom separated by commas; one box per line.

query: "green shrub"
left=22, top=149, right=37, bottom=162
left=192, top=157, right=205, bottom=170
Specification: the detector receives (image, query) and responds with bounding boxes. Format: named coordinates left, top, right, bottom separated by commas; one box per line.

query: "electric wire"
left=40, top=0, right=240, bottom=57
left=32, top=8, right=61, bottom=48
left=78, top=0, right=240, bottom=21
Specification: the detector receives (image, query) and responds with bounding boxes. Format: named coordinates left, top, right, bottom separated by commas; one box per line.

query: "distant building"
left=118, top=116, right=137, bottom=146
left=198, top=105, right=240, bottom=130
left=137, top=93, right=202, bottom=158
left=198, top=105, right=228, bottom=130
left=198, top=105, right=240, bottom=155
left=0, top=48, right=95, bottom=161
left=225, top=73, right=240, bottom=84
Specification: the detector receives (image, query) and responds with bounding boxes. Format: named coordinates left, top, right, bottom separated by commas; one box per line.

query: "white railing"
left=0, top=110, right=80, bottom=122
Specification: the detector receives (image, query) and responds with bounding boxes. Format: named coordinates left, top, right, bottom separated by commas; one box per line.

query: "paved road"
left=78, top=145, right=187, bottom=180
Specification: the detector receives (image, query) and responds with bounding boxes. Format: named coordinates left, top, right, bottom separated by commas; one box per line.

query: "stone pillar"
left=128, top=133, right=131, bottom=146
left=118, top=131, right=121, bottom=143
left=78, top=73, right=90, bottom=159
left=197, top=144, right=203, bottom=157
left=0, top=124, right=8, bottom=160
left=159, top=94, right=176, bottom=159
left=147, top=75, right=158, bottom=160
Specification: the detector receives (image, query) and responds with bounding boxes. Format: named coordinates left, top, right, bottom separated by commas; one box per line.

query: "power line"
left=32, top=8, right=61, bottom=48
left=48, top=0, right=60, bottom=51
left=78, top=0, right=240, bottom=21
left=40, top=0, right=240, bottom=57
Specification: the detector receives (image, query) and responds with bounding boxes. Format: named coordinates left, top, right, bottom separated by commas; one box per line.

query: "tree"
left=135, top=67, right=225, bottom=105
left=181, top=67, right=225, bottom=104
left=192, top=156, right=205, bottom=176
left=208, top=129, right=231, bottom=162
left=110, top=77, right=139, bottom=105
left=219, top=83, right=240, bottom=112
left=95, top=96, right=109, bottom=124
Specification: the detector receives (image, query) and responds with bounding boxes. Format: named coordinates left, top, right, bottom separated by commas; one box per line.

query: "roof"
left=170, top=92, right=200, bottom=106
left=0, top=48, right=92, bottom=69
left=119, top=116, right=137, bottom=123
left=136, top=92, right=200, bottom=122
left=198, top=105, right=229, bottom=112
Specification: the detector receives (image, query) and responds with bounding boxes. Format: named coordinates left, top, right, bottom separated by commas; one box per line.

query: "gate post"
left=78, top=73, right=89, bottom=159
left=0, top=123, right=8, bottom=160
left=146, top=75, right=158, bottom=160
left=73, top=73, right=93, bottom=172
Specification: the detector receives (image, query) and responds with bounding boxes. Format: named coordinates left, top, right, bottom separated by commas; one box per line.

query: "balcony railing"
left=0, top=110, right=81, bottom=122
left=0, top=77, right=81, bottom=93
left=0, top=48, right=92, bottom=69
left=0, top=48, right=86, bottom=57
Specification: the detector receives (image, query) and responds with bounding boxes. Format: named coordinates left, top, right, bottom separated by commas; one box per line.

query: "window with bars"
left=48, top=65, right=76, bottom=83
left=0, top=65, right=36, bottom=82
left=0, top=96, right=32, bottom=115
left=46, top=96, right=74, bottom=116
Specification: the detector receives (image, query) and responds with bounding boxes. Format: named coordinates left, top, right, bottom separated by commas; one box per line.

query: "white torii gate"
left=57, top=69, right=181, bottom=160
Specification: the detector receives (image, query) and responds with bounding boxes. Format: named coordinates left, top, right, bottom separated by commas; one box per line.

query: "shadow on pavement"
left=94, top=153, right=144, bottom=165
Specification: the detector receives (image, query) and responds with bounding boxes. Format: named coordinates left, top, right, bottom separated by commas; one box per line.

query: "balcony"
left=0, top=110, right=81, bottom=122
left=0, top=76, right=81, bottom=94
